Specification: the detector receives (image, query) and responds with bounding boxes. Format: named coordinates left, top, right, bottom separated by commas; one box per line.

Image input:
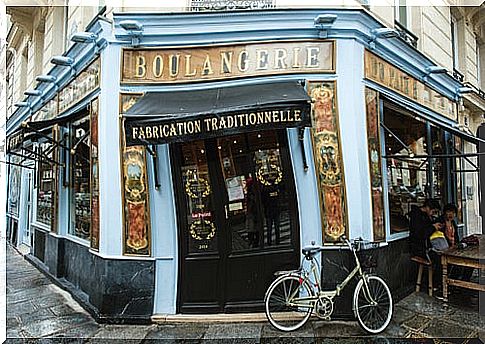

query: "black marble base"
left=319, top=238, right=415, bottom=320
left=33, top=226, right=46, bottom=262
left=26, top=233, right=155, bottom=324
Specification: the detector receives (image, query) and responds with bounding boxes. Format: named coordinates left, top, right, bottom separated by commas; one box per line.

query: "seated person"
left=409, top=199, right=442, bottom=261
left=439, top=203, right=473, bottom=283
left=409, top=199, right=443, bottom=293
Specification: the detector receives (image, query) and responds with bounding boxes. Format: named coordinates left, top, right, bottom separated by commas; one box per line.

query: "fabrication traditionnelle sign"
left=125, top=106, right=307, bottom=145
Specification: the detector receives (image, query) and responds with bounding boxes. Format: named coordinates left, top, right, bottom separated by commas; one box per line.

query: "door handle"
left=224, top=205, right=228, bottom=219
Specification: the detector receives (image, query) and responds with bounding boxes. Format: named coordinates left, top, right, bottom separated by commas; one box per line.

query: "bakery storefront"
left=118, top=41, right=338, bottom=313
left=7, top=9, right=482, bottom=323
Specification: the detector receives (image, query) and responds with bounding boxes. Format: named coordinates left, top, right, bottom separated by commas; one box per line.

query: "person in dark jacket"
left=409, top=199, right=442, bottom=260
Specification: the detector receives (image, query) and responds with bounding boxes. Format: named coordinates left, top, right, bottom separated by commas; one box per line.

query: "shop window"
left=383, top=108, right=428, bottom=233
left=37, top=142, right=56, bottom=226
left=70, top=115, right=91, bottom=240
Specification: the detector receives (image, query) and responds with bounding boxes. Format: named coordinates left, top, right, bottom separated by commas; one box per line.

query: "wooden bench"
left=411, top=256, right=433, bottom=296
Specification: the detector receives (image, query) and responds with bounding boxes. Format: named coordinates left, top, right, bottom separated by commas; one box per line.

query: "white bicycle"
left=264, top=235, right=393, bottom=334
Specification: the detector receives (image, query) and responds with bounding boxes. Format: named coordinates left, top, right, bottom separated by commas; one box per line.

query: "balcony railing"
left=394, top=21, right=418, bottom=49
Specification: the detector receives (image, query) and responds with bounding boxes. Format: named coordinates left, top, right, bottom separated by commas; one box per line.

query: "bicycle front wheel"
left=265, top=275, right=314, bottom=332
left=353, top=275, right=393, bottom=334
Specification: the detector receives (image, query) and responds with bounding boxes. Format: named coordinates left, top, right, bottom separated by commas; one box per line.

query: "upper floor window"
left=395, top=0, right=408, bottom=28
left=451, top=16, right=460, bottom=71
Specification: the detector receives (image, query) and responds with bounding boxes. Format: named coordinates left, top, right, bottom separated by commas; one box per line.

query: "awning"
left=25, top=107, right=88, bottom=131
left=383, top=100, right=485, bottom=146
left=123, top=81, right=312, bottom=146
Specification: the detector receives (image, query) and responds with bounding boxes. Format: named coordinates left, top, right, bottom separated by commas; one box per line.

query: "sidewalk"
left=5, top=243, right=485, bottom=343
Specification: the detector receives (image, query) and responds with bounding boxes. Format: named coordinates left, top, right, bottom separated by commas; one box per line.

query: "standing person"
left=408, top=199, right=443, bottom=260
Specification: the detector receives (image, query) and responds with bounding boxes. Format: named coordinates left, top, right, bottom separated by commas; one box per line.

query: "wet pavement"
left=4, top=242, right=485, bottom=343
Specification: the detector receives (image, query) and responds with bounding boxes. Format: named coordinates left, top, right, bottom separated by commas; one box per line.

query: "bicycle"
left=264, top=235, right=393, bottom=334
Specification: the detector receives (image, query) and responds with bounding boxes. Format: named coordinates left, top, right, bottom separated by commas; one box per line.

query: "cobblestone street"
left=5, top=243, right=485, bottom=343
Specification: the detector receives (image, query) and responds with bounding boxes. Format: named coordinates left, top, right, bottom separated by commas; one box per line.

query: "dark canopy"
left=123, top=81, right=312, bottom=146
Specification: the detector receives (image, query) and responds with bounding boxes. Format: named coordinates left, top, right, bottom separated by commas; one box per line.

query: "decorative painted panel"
left=90, top=98, right=100, bottom=250
left=308, top=81, right=347, bottom=243
left=365, top=88, right=385, bottom=241
left=121, top=94, right=151, bottom=256
left=8, top=156, right=21, bottom=217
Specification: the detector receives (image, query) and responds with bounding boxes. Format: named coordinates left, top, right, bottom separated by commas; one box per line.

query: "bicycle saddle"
left=302, top=244, right=324, bottom=258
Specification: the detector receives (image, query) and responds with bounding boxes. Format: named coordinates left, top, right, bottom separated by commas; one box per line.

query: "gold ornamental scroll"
left=364, top=51, right=457, bottom=121
left=90, top=98, right=100, bottom=250
left=122, top=40, right=335, bottom=84
left=365, top=88, right=385, bottom=242
left=120, top=93, right=151, bottom=256
left=308, top=81, right=348, bottom=243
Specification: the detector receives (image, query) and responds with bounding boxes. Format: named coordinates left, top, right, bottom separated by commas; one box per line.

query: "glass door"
left=173, top=130, right=300, bottom=313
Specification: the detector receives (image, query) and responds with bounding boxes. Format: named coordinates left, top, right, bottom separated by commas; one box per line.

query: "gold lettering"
left=152, top=126, right=160, bottom=138
left=177, top=123, right=184, bottom=135
left=249, top=113, right=257, bottom=125
left=306, top=47, right=320, bottom=67
left=257, top=112, right=264, bottom=124
left=153, top=55, right=163, bottom=78
left=138, top=127, right=146, bottom=139
left=169, top=54, right=180, bottom=77
left=135, top=55, right=146, bottom=78
left=211, top=118, right=218, bottom=130
left=186, top=121, right=194, bottom=134
left=287, top=110, right=294, bottom=121
left=237, top=114, right=245, bottom=126
left=194, top=120, right=201, bottom=133
left=256, top=50, right=269, bottom=70
left=226, top=115, right=234, bottom=128
left=221, top=51, right=233, bottom=74
left=274, top=49, right=287, bottom=69
left=294, top=109, right=302, bottom=122
left=272, top=110, right=280, bottom=123
left=169, top=124, right=177, bottom=136
left=238, top=51, right=249, bottom=72
left=185, top=55, right=197, bottom=77
left=280, top=110, right=287, bottom=122
left=132, top=127, right=138, bottom=139
left=265, top=111, right=272, bottom=123
left=162, top=125, right=170, bottom=137
left=204, top=118, right=212, bottom=131
left=292, top=47, right=301, bottom=68
left=202, top=55, right=214, bottom=75
left=219, top=116, right=227, bottom=129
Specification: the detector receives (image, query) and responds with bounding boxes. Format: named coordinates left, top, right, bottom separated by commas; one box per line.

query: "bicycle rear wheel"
left=353, top=275, right=393, bottom=334
left=265, top=275, right=314, bottom=332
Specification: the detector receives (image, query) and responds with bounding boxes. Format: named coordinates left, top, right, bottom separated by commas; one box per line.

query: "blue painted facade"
left=6, top=8, right=465, bottom=321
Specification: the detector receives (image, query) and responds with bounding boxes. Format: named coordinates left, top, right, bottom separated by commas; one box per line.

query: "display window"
left=70, top=115, right=91, bottom=240
left=382, top=105, right=452, bottom=234
left=36, top=142, right=56, bottom=227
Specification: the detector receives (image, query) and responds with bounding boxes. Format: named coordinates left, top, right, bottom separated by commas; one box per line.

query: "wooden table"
left=441, top=234, right=484, bottom=304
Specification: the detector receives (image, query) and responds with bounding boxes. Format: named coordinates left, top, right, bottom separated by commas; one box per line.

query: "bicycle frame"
left=286, top=240, right=374, bottom=309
